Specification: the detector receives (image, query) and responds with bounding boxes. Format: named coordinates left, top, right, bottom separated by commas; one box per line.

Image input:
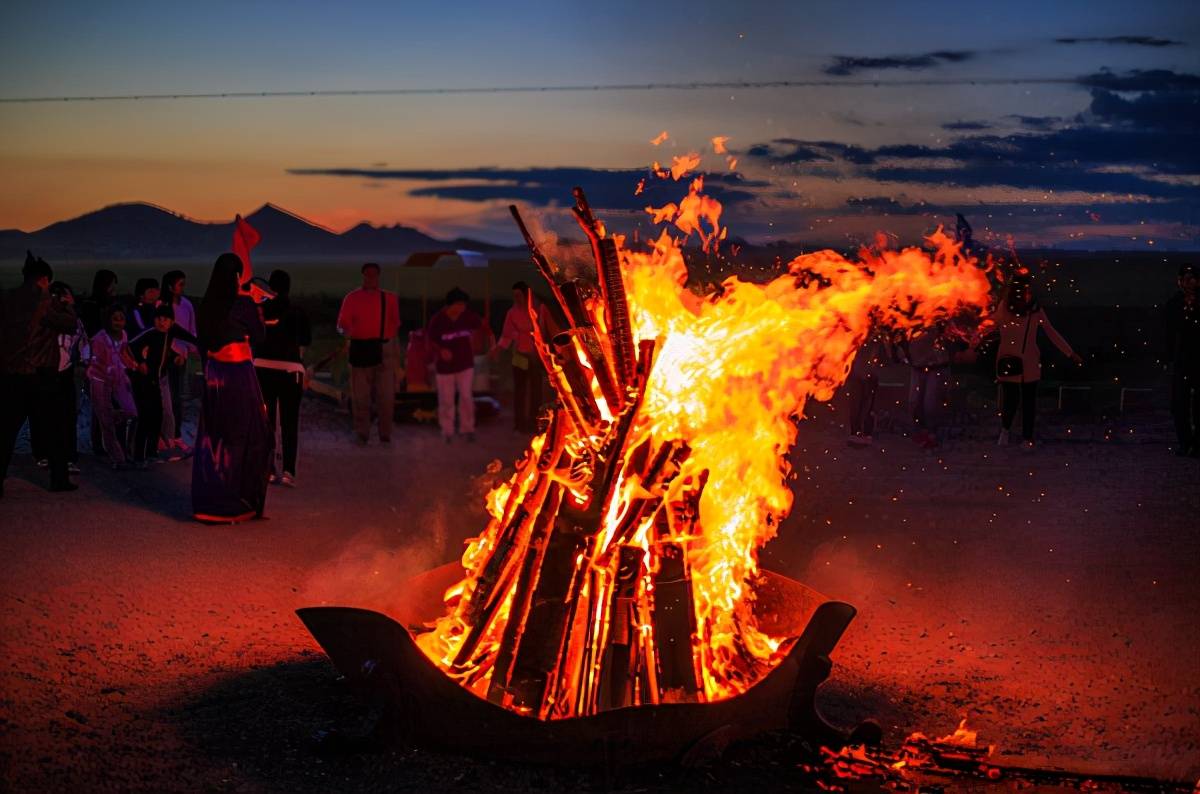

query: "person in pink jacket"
left=992, top=272, right=1082, bottom=449
left=87, top=305, right=139, bottom=467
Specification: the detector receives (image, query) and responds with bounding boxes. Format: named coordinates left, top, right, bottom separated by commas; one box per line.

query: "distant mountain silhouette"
left=0, top=202, right=511, bottom=263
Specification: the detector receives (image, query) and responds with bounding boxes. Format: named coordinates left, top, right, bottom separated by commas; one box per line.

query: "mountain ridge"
left=0, top=201, right=512, bottom=263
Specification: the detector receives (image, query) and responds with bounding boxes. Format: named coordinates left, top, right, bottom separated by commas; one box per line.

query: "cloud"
left=1009, top=115, right=1063, bottom=130
left=942, top=120, right=993, bottom=131
left=822, top=50, right=974, bottom=76
left=747, top=139, right=876, bottom=165
left=1055, top=35, right=1183, bottom=47
left=1075, top=69, right=1200, bottom=92
left=745, top=70, right=1200, bottom=199
left=287, top=166, right=765, bottom=209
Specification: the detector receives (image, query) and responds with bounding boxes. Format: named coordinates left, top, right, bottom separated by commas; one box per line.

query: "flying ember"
left=414, top=171, right=992, bottom=719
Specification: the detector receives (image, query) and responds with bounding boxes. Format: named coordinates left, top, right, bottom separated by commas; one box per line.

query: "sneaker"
left=268, top=473, right=279, bottom=484
left=111, top=461, right=131, bottom=471
left=36, top=459, right=49, bottom=469
left=280, top=472, right=296, bottom=488
left=997, top=430, right=1010, bottom=446
left=68, top=462, right=81, bottom=474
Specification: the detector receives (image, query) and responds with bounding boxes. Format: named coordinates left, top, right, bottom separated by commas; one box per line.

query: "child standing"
left=87, top=306, right=138, bottom=468
left=128, top=305, right=197, bottom=466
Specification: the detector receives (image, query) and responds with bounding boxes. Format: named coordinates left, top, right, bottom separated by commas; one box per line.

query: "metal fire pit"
left=297, top=562, right=856, bottom=765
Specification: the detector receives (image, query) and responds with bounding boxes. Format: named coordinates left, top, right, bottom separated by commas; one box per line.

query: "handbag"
left=996, top=315, right=1031, bottom=378
left=348, top=292, right=387, bottom=368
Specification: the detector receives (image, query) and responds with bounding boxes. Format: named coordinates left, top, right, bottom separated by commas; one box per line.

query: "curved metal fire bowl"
left=297, top=562, right=856, bottom=765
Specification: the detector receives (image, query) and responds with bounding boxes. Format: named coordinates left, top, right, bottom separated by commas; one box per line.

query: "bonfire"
left=414, top=160, right=992, bottom=720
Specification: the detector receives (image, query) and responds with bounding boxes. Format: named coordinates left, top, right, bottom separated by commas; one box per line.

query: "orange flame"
left=417, top=160, right=992, bottom=711
left=711, top=135, right=730, bottom=154
left=650, top=130, right=670, bottom=146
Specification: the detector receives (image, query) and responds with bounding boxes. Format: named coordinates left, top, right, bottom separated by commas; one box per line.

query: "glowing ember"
left=416, top=164, right=991, bottom=719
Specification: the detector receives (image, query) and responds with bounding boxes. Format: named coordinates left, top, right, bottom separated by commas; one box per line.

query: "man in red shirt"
left=427, top=287, right=483, bottom=442
left=491, top=281, right=547, bottom=433
left=337, top=263, right=401, bottom=445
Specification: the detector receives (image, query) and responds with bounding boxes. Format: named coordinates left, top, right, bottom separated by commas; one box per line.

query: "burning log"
left=503, top=509, right=588, bottom=716
left=572, top=187, right=637, bottom=388
left=651, top=541, right=700, bottom=700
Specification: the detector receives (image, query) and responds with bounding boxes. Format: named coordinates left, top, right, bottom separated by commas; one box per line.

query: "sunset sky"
left=1, top=0, right=1197, bottom=248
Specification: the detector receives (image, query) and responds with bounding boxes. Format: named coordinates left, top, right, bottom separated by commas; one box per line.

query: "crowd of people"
left=0, top=252, right=313, bottom=516
left=3, top=253, right=1196, bottom=510
left=843, top=265, right=1198, bottom=457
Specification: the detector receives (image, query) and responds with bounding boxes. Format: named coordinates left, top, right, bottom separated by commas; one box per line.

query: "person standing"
left=846, top=328, right=892, bottom=446
left=80, top=269, right=120, bottom=337
left=87, top=305, right=138, bottom=469
left=428, top=287, right=483, bottom=443
left=254, top=270, right=311, bottom=486
left=337, top=263, right=401, bottom=445
left=31, top=282, right=89, bottom=473
left=491, top=281, right=547, bottom=433
left=991, top=271, right=1081, bottom=450
left=128, top=305, right=197, bottom=467
left=0, top=253, right=80, bottom=495
left=192, top=253, right=271, bottom=523
left=1165, top=263, right=1199, bottom=457
left=81, top=269, right=121, bottom=456
left=903, top=323, right=954, bottom=449
left=161, top=270, right=196, bottom=452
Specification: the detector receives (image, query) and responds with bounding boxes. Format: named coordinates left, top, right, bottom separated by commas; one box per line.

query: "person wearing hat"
left=427, top=287, right=484, bottom=442
left=1165, top=263, right=1199, bottom=457
left=991, top=270, right=1082, bottom=450
left=337, top=263, right=401, bottom=445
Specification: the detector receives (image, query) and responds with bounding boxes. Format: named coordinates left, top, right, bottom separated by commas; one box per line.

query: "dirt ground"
left=1, top=396, right=1197, bottom=792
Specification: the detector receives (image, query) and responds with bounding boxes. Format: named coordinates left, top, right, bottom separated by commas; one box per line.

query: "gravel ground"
left=1, top=396, right=1197, bottom=792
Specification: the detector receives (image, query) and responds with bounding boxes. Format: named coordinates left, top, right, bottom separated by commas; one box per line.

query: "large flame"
left=416, top=168, right=992, bottom=711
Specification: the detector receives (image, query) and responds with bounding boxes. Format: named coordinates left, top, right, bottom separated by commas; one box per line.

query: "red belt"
left=210, top=341, right=253, bottom=363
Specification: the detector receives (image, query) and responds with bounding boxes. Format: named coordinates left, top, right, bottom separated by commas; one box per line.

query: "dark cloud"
left=287, top=166, right=764, bottom=209
left=1055, top=35, right=1182, bottom=47
left=822, top=50, right=974, bottom=76
left=942, top=120, right=993, bottom=131
left=745, top=70, right=1200, bottom=200
left=1086, top=88, right=1198, bottom=131
left=747, top=139, right=876, bottom=165
left=1009, top=115, right=1063, bottom=130
left=1075, top=69, right=1200, bottom=92
left=844, top=196, right=1197, bottom=224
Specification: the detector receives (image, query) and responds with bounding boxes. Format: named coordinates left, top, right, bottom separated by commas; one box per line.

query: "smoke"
left=518, top=205, right=597, bottom=282
left=297, top=506, right=455, bottom=617
left=297, top=459, right=515, bottom=618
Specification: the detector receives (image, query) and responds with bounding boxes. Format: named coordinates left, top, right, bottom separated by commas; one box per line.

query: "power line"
left=0, top=76, right=1083, bottom=104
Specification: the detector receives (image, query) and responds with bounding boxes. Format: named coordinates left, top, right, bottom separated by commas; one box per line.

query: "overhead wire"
left=0, top=76, right=1084, bottom=104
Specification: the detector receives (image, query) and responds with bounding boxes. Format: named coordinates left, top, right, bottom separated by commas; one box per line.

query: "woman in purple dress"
left=191, top=253, right=271, bottom=523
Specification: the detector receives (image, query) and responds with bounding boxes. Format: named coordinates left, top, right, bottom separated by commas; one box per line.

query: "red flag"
left=232, top=214, right=260, bottom=286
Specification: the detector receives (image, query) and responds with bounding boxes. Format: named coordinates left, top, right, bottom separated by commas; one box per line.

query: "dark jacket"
left=129, top=325, right=199, bottom=381
left=0, top=282, right=78, bottom=374
left=254, top=296, right=311, bottom=364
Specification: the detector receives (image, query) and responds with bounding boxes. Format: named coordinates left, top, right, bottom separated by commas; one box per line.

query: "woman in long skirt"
left=192, top=253, right=272, bottom=523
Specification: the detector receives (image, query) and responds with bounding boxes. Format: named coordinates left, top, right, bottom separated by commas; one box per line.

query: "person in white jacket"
left=991, top=272, right=1082, bottom=449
